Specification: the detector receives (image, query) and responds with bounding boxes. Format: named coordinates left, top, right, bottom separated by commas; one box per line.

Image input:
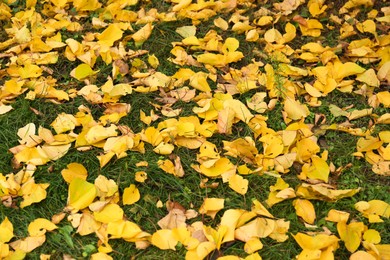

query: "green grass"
left=0, top=0, right=389, bottom=259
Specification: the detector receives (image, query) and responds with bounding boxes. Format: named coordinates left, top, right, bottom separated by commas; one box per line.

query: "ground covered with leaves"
left=0, top=0, right=389, bottom=259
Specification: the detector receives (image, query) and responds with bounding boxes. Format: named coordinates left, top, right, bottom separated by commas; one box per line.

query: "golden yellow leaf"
left=85, top=125, right=118, bottom=144
left=293, top=199, right=316, bottom=224
left=333, top=61, right=365, bottom=81
left=214, top=17, right=229, bottom=30
left=94, top=204, right=124, bottom=223
left=325, top=209, right=350, bottom=223
left=293, top=232, right=339, bottom=251
left=363, top=229, right=381, bottom=244
left=107, top=220, right=143, bottom=239
left=21, top=182, right=50, bottom=208
left=245, top=253, right=262, bottom=260
left=151, top=229, right=178, bottom=250
left=244, top=238, right=263, bottom=254
left=199, top=198, right=224, bottom=219
left=0, top=217, right=13, bottom=243
left=123, top=184, right=140, bottom=205
left=296, top=183, right=360, bottom=201
left=219, top=209, right=244, bottom=243
left=228, top=174, right=248, bottom=195
left=132, top=23, right=153, bottom=47
left=28, top=218, right=57, bottom=237
left=10, top=235, right=46, bottom=253
left=153, top=142, right=174, bottom=155
left=235, top=217, right=275, bottom=241
left=356, top=19, right=376, bottom=35
left=304, top=156, right=330, bottom=182
left=284, top=98, right=310, bottom=120
left=68, top=178, right=97, bottom=211
left=350, top=251, right=376, bottom=260
left=98, top=24, right=123, bottom=47
left=337, top=221, right=365, bottom=253
left=259, top=134, right=284, bottom=159
left=73, top=0, right=101, bottom=11
left=70, top=63, right=99, bottom=81
left=186, top=241, right=216, bottom=260
left=356, top=69, right=380, bottom=87
left=135, top=171, right=147, bottom=183
left=199, top=157, right=235, bottom=177
left=91, top=252, right=113, bottom=260
left=377, top=91, right=390, bottom=107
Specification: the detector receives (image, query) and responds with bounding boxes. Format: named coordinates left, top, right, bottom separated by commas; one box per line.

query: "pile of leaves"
left=0, top=0, right=389, bottom=259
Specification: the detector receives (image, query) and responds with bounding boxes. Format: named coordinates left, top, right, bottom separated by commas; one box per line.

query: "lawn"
left=0, top=0, right=389, bottom=259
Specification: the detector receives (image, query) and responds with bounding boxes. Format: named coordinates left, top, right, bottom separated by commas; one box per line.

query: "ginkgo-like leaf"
left=0, top=217, right=13, bottom=243
left=28, top=218, right=57, bottom=237
left=293, top=199, right=316, bottom=224
left=123, top=184, right=140, bottom=205
left=68, top=178, right=97, bottom=211
left=151, top=229, right=178, bottom=250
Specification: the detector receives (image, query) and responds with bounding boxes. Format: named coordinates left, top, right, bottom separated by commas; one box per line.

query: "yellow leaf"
left=220, top=209, right=244, bottom=243
left=356, top=19, right=376, bottom=35
left=148, top=54, right=159, bottom=69
left=293, top=199, right=316, bottom=224
left=51, top=113, right=78, bottom=134
left=199, top=157, right=235, bottom=177
left=10, top=235, right=46, bottom=253
left=223, top=99, right=254, bottom=123
left=284, top=98, right=310, bottom=120
left=151, top=229, right=178, bottom=250
left=132, top=23, right=153, bottom=47
left=18, top=64, right=43, bottom=79
left=199, top=198, right=224, bottom=219
left=68, top=178, right=97, bottom=211
left=85, top=125, right=118, bottom=144
left=264, top=28, right=283, bottom=43
left=228, top=174, right=248, bottom=195
left=245, top=253, right=262, bottom=260
left=293, top=232, right=339, bottom=251
left=98, top=24, right=123, bottom=47
left=214, top=17, right=229, bottom=30
left=377, top=91, right=390, bottom=107
left=363, top=229, right=381, bottom=244
left=73, top=0, right=101, bottom=11
left=356, top=69, right=380, bottom=87
left=325, top=209, right=350, bottom=223
left=296, top=183, right=360, bottom=201
left=91, top=252, right=113, bottom=260
left=70, top=63, right=99, bottom=81
left=235, top=217, right=275, bottom=241
left=0, top=217, right=13, bottom=243
left=350, top=251, right=376, bottom=260
left=244, top=238, right=263, bottom=254
left=21, top=182, right=50, bottom=208
left=337, top=221, right=365, bottom=253
left=304, top=156, right=330, bottom=182
left=123, top=184, right=140, bottom=205
left=153, top=142, right=174, bottom=155
left=107, top=219, right=143, bottom=239
left=175, top=26, right=196, bottom=38
left=135, top=171, right=147, bottom=183
left=0, top=104, right=13, bottom=115
left=28, top=218, right=57, bottom=237
left=94, top=204, right=124, bottom=223
left=333, top=61, right=365, bottom=81
left=196, top=52, right=226, bottom=67
left=189, top=72, right=211, bottom=92
left=259, top=134, right=284, bottom=158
